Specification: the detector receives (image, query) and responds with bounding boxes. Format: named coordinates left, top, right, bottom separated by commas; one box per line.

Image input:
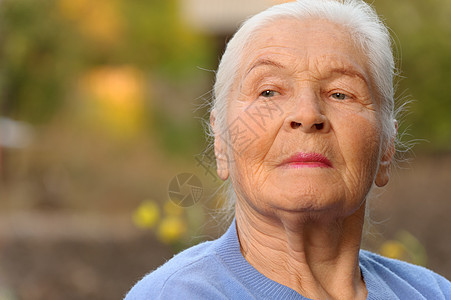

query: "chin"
left=267, top=184, right=360, bottom=217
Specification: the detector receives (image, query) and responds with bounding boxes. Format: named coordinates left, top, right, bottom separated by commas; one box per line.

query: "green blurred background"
left=0, top=0, right=450, bottom=299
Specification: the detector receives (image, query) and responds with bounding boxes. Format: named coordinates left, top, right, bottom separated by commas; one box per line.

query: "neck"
left=235, top=201, right=367, bottom=300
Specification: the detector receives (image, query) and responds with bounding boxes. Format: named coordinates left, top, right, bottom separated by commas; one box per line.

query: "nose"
left=285, top=90, right=330, bottom=133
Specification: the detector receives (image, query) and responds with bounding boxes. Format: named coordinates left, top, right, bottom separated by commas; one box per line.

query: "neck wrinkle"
left=235, top=200, right=367, bottom=300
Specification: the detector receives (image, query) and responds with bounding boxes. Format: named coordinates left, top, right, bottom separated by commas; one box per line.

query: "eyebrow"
left=328, top=67, right=369, bottom=85
left=244, top=59, right=286, bottom=78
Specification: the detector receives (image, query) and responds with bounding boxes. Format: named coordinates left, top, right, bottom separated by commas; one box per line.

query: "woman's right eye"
left=260, top=90, right=278, bottom=98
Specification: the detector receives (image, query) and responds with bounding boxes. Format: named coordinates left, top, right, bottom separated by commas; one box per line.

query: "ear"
left=210, top=110, right=229, bottom=180
left=375, top=120, right=397, bottom=187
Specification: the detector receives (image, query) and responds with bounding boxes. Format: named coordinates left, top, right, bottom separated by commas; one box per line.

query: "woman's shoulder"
left=124, top=239, right=222, bottom=299
left=359, top=249, right=451, bottom=299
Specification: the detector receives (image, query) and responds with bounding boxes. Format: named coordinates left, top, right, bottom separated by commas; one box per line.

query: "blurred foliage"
left=376, top=0, right=451, bottom=150
left=0, top=0, right=213, bottom=125
left=79, top=65, right=147, bottom=139
left=0, top=0, right=216, bottom=215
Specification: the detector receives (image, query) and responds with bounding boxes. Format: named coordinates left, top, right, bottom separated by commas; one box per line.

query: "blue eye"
left=331, top=92, right=347, bottom=100
left=261, top=90, right=277, bottom=97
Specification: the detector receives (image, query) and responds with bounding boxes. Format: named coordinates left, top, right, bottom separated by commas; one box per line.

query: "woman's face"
left=215, top=19, right=394, bottom=218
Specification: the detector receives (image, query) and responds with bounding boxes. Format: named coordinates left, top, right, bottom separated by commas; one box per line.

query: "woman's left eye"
left=331, top=92, right=348, bottom=100
left=260, top=90, right=278, bottom=98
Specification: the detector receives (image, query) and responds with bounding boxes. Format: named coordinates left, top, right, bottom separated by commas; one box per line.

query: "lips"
left=281, top=152, right=332, bottom=168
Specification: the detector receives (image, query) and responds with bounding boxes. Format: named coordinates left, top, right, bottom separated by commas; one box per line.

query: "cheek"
left=333, top=108, right=382, bottom=187
left=226, top=100, right=284, bottom=164
left=224, top=101, right=284, bottom=208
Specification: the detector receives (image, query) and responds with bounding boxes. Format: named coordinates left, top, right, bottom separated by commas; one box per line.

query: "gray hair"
left=209, top=0, right=399, bottom=218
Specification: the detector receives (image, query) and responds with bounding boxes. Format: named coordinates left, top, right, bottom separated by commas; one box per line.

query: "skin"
left=212, top=18, right=396, bottom=300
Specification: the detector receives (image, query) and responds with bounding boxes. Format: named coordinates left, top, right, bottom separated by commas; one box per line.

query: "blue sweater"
left=125, top=221, right=451, bottom=299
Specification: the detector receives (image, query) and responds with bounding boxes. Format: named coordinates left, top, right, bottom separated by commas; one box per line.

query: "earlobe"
left=375, top=120, right=397, bottom=187
left=215, top=152, right=230, bottom=180
left=375, top=160, right=390, bottom=187
left=211, top=111, right=229, bottom=181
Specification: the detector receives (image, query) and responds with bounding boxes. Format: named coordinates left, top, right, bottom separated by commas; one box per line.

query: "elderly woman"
left=126, top=0, right=451, bottom=299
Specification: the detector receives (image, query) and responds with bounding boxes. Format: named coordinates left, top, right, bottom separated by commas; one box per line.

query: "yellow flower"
left=164, top=200, right=184, bottom=217
left=133, top=200, right=160, bottom=229
left=157, top=216, right=186, bottom=244
left=395, top=230, right=428, bottom=266
left=380, top=240, right=406, bottom=260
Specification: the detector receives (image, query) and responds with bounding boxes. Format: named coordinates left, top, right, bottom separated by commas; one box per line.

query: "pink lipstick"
left=281, top=152, right=332, bottom=168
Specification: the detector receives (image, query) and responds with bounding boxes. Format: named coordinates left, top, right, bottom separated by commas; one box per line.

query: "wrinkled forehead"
left=236, top=18, right=371, bottom=84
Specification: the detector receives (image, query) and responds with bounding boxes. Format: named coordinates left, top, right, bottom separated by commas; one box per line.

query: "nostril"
left=290, top=121, right=326, bottom=131
left=291, top=121, right=301, bottom=129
